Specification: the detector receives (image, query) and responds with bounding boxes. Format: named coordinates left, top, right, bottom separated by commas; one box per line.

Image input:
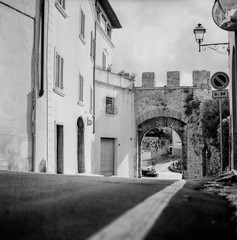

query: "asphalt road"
left=0, top=170, right=236, bottom=240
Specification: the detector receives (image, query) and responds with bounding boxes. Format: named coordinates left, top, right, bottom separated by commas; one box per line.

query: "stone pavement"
left=204, top=170, right=237, bottom=221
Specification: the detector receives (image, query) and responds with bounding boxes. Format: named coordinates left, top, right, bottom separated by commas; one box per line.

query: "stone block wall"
left=193, top=70, right=211, bottom=88
left=167, top=71, right=180, bottom=87
left=135, top=70, right=215, bottom=179
left=142, top=72, right=155, bottom=88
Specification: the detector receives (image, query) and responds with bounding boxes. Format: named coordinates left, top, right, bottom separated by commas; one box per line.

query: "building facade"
left=228, top=31, right=237, bottom=172
left=0, top=0, right=40, bottom=171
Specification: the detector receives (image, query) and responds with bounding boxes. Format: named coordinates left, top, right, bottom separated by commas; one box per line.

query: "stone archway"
left=77, top=117, right=85, bottom=173
left=136, top=109, right=188, bottom=178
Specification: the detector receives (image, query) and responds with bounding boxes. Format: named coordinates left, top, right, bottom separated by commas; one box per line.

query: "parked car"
left=142, top=165, right=158, bottom=177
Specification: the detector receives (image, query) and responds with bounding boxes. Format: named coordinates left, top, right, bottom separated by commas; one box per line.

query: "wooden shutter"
left=80, top=10, right=85, bottom=38
left=56, top=52, right=60, bottom=88
left=83, top=12, right=85, bottom=38
left=60, top=57, right=64, bottom=89
left=90, top=31, right=93, bottom=57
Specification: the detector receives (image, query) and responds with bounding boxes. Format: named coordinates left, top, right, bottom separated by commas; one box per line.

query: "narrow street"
left=0, top=170, right=236, bottom=240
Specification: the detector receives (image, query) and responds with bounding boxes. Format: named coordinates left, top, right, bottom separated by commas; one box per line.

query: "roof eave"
left=98, top=0, right=122, bottom=29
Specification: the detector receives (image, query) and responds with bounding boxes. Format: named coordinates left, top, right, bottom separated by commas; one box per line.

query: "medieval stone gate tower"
left=134, top=71, right=212, bottom=179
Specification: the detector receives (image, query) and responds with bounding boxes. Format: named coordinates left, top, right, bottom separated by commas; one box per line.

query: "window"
left=55, top=51, right=64, bottom=91
left=79, top=74, right=84, bottom=103
left=101, top=14, right=107, bottom=32
left=107, top=24, right=112, bottom=38
left=55, top=0, right=67, bottom=18
left=80, top=9, right=86, bottom=39
left=106, top=97, right=116, bottom=115
left=96, top=6, right=112, bottom=39
left=58, top=0, right=65, bottom=9
left=90, top=87, right=93, bottom=112
left=102, top=52, right=106, bottom=70
left=90, top=31, right=94, bottom=59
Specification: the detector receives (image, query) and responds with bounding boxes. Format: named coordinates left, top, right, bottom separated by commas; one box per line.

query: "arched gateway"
left=136, top=108, right=187, bottom=178
left=134, top=71, right=213, bottom=179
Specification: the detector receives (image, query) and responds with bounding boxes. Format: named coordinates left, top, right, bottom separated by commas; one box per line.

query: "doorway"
left=56, top=124, right=64, bottom=174
left=77, top=117, right=85, bottom=173
left=101, top=138, right=115, bottom=176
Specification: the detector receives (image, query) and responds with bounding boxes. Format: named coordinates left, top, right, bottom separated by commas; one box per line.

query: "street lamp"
left=193, top=23, right=229, bottom=54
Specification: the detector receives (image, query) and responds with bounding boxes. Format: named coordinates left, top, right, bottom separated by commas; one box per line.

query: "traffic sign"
left=212, top=90, right=229, bottom=99
left=211, top=72, right=229, bottom=90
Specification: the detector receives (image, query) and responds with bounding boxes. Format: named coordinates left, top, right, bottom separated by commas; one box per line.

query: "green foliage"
left=202, top=98, right=230, bottom=169
left=184, top=91, right=201, bottom=116
left=202, top=99, right=230, bottom=142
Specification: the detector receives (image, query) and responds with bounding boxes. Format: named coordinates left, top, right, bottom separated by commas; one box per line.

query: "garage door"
left=101, top=138, right=115, bottom=176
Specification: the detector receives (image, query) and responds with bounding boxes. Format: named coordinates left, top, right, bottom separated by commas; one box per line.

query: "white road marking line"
left=87, top=179, right=186, bottom=240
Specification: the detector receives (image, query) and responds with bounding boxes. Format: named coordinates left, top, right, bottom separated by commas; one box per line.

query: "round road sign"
left=211, top=72, right=229, bottom=90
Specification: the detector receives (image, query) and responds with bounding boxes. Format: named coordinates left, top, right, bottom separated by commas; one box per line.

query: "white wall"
left=35, top=0, right=96, bottom=174
left=0, top=0, right=36, bottom=171
left=94, top=71, right=135, bottom=177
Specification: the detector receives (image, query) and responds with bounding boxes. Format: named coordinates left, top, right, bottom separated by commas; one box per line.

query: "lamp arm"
left=199, top=42, right=229, bottom=54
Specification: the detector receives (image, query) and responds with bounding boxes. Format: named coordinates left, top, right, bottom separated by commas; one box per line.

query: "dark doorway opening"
left=56, top=124, right=64, bottom=174
left=77, top=117, right=85, bottom=173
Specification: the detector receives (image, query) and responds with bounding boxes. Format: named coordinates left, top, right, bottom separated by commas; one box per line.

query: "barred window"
left=55, top=51, right=64, bottom=90
left=79, top=74, right=84, bottom=102
left=106, top=97, right=115, bottom=115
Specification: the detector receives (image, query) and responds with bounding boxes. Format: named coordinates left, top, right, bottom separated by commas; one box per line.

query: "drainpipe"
left=39, top=0, right=45, bottom=97
left=93, top=0, right=98, bottom=134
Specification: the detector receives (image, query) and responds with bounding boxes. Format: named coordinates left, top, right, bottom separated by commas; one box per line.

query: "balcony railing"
left=95, top=67, right=134, bottom=89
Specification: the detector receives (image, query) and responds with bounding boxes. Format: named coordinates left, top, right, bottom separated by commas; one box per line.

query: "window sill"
left=77, top=100, right=84, bottom=107
left=55, top=2, right=68, bottom=18
left=79, top=34, right=86, bottom=45
left=105, top=112, right=115, bottom=117
left=53, top=87, right=65, bottom=97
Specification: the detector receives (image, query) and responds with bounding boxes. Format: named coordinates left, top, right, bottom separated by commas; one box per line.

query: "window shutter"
left=60, top=57, right=64, bottom=89
left=90, top=31, right=93, bottom=57
left=80, top=10, right=83, bottom=36
left=62, top=0, right=65, bottom=10
left=56, top=52, right=60, bottom=88
left=83, top=12, right=85, bottom=38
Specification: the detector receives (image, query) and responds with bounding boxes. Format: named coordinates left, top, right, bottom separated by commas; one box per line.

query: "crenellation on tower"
left=142, top=72, right=155, bottom=88
left=167, top=71, right=180, bottom=87
left=192, top=70, right=211, bottom=88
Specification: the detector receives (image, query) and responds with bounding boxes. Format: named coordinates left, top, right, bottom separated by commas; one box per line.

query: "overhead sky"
left=109, top=0, right=229, bottom=87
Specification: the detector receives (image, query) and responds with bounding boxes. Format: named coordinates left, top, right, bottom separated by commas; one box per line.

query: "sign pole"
left=219, top=98, right=223, bottom=173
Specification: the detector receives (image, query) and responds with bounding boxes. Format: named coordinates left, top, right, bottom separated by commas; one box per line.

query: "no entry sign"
left=211, top=72, right=229, bottom=90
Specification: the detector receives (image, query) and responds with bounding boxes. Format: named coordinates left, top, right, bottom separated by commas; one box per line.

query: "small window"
left=102, top=52, right=106, bottom=70
left=90, top=31, right=94, bottom=58
left=106, top=97, right=116, bottom=115
left=96, top=6, right=101, bottom=22
left=107, top=24, right=112, bottom=38
left=79, top=74, right=84, bottom=102
left=55, top=51, right=64, bottom=90
left=58, top=0, right=65, bottom=9
left=101, top=14, right=107, bottom=32
left=80, top=9, right=86, bottom=39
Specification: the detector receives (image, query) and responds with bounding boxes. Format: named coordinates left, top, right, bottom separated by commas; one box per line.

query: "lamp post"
left=193, top=23, right=229, bottom=54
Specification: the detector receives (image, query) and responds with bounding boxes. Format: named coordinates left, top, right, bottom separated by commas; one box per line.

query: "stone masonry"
left=167, top=71, right=180, bottom=87
left=134, top=70, right=215, bottom=179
